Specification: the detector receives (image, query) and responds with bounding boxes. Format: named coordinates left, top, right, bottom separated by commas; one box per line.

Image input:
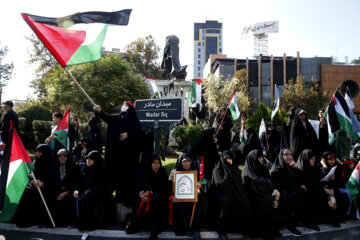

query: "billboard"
left=241, top=21, right=279, bottom=38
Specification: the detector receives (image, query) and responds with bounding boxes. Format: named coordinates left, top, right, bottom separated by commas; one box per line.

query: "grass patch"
left=162, top=157, right=177, bottom=175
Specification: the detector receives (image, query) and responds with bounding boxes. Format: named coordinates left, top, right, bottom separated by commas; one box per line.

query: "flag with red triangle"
left=21, top=10, right=132, bottom=68
left=0, top=123, right=33, bottom=222
left=52, top=108, right=70, bottom=151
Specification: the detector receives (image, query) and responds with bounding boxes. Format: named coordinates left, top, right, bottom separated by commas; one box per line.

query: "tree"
left=281, top=75, right=330, bottom=119
left=42, top=54, right=151, bottom=117
left=203, top=69, right=251, bottom=113
left=351, top=57, right=360, bottom=65
left=0, top=42, right=14, bottom=88
left=27, top=35, right=59, bottom=99
left=124, top=35, right=162, bottom=79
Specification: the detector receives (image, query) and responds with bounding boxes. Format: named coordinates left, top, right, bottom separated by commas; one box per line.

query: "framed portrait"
left=172, top=170, right=198, bottom=202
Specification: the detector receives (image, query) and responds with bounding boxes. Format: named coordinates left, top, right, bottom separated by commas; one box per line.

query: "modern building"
left=194, top=20, right=223, bottom=79
left=207, top=52, right=360, bottom=116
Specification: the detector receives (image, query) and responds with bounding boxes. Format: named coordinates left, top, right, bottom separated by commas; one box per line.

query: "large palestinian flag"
left=0, top=124, right=33, bottom=222
left=324, top=90, right=359, bottom=144
left=21, top=10, right=132, bottom=67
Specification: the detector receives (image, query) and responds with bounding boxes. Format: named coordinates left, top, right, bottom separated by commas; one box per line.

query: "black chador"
left=209, top=151, right=250, bottom=235
left=241, top=150, right=281, bottom=238
left=289, top=109, right=318, bottom=161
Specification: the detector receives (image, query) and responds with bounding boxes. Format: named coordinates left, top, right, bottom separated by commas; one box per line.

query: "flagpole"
left=30, top=172, right=56, bottom=228
left=264, top=131, right=272, bottom=159
left=64, top=68, right=97, bottom=106
left=216, top=89, right=236, bottom=136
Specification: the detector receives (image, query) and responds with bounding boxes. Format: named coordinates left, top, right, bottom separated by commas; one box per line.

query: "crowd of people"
left=2, top=100, right=359, bottom=240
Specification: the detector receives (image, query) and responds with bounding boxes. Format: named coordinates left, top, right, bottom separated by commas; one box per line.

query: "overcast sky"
left=1, top=0, right=360, bottom=101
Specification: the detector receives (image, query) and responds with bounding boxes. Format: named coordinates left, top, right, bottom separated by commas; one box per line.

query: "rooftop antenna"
left=241, top=21, right=279, bottom=58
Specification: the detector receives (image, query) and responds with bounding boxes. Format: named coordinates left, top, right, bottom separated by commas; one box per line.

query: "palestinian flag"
left=145, top=78, right=162, bottom=98
left=228, top=89, right=240, bottom=120
left=0, top=124, right=33, bottom=222
left=188, top=79, right=202, bottom=107
left=240, top=113, right=247, bottom=144
left=53, top=108, right=70, bottom=151
left=345, top=88, right=360, bottom=135
left=324, top=90, right=359, bottom=144
left=75, top=117, right=82, bottom=143
left=258, top=118, right=266, bottom=140
left=271, top=84, right=280, bottom=120
left=21, top=10, right=132, bottom=67
left=346, top=161, right=360, bottom=210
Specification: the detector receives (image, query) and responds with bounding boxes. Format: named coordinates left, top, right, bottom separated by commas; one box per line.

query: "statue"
left=161, top=35, right=187, bottom=80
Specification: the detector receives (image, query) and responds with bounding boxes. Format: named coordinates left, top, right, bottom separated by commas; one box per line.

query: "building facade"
left=208, top=52, right=360, bottom=115
left=194, top=20, right=223, bottom=79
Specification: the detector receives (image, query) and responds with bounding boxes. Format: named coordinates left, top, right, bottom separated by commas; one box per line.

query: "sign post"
left=135, top=98, right=183, bottom=155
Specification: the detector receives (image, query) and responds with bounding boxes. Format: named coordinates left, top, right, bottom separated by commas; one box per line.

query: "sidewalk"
left=0, top=220, right=360, bottom=239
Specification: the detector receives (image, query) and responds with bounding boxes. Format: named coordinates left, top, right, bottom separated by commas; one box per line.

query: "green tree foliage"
left=281, top=75, right=330, bottom=119
left=203, top=69, right=251, bottom=114
left=42, top=55, right=150, bottom=116
left=0, top=42, right=14, bottom=88
left=172, top=124, right=204, bottom=151
left=33, top=120, right=52, bottom=146
left=17, top=102, right=53, bottom=149
left=27, top=35, right=59, bottom=99
left=124, top=35, right=162, bottom=79
left=351, top=57, right=360, bottom=65
left=245, top=102, right=288, bottom=134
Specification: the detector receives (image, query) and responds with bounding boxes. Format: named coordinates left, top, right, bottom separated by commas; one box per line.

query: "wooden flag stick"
left=30, top=172, right=56, bottom=228
left=189, top=201, right=197, bottom=227
left=64, top=67, right=97, bottom=106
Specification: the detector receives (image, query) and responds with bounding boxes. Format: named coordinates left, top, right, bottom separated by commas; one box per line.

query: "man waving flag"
left=0, top=124, right=33, bottom=222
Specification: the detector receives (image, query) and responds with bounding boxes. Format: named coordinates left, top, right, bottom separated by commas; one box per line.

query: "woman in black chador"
left=50, top=149, right=80, bottom=227
left=289, top=109, right=318, bottom=161
left=320, top=151, right=351, bottom=225
left=237, top=127, right=261, bottom=165
left=94, top=101, right=143, bottom=204
left=189, top=128, right=219, bottom=181
left=169, top=153, right=203, bottom=240
left=15, top=144, right=55, bottom=227
left=270, top=148, right=314, bottom=237
left=74, top=150, right=111, bottom=231
left=296, top=149, right=335, bottom=228
left=209, top=150, right=250, bottom=240
left=129, top=155, right=169, bottom=240
left=87, top=113, right=102, bottom=153
left=260, top=122, right=281, bottom=163
left=213, top=107, right=233, bottom=152
left=241, top=150, right=281, bottom=238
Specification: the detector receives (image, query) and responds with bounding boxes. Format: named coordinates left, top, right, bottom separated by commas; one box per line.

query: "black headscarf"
left=81, top=150, right=107, bottom=192
left=174, top=153, right=197, bottom=171
left=34, top=144, right=55, bottom=183
left=290, top=108, right=318, bottom=160
left=211, top=150, right=250, bottom=231
left=296, top=149, right=322, bottom=184
left=246, top=127, right=261, bottom=150
left=242, top=150, right=271, bottom=181
left=135, top=155, right=169, bottom=197
left=270, top=148, right=303, bottom=192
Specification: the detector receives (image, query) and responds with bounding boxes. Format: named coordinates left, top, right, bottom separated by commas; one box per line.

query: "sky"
left=1, top=0, right=360, bottom=101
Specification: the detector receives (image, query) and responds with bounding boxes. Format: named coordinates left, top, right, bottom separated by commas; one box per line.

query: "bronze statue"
left=161, top=35, right=187, bottom=80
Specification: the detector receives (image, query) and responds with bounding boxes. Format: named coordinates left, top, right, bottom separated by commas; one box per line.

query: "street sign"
left=135, top=98, right=183, bottom=122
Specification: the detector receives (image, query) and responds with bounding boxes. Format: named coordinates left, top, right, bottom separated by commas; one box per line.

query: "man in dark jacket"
left=1, top=100, right=19, bottom=146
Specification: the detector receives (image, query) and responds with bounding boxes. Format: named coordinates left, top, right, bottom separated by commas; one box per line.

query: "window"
left=198, top=73, right=201, bottom=77
left=219, top=48, right=222, bottom=52
left=198, top=42, right=201, bottom=46
left=198, top=54, right=201, bottom=59
left=198, top=60, right=200, bottom=64
left=198, top=67, right=200, bottom=71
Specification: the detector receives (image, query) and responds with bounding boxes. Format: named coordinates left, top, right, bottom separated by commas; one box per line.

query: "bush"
left=172, top=124, right=204, bottom=151
left=33, top=120, right=52, bottom=146
left=18, top=104, right=52, bottom=149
